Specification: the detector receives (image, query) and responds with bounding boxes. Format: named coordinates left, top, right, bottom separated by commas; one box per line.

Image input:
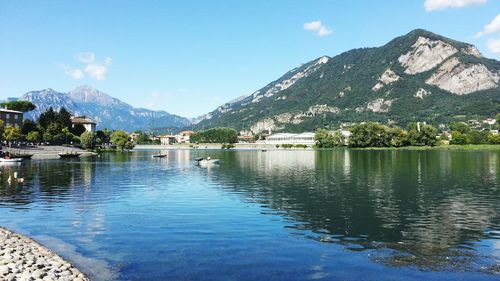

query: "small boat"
left=0, top=158, right=22, bottom=163
left=261, top=149, right=267, bottom=152
left=194, top=157, right=220, bottom=165
left=152, top=154, right=168, bottom=158
left=11, top=154, right=34, bottom=159
left=58, top=152, right=81, bottom=158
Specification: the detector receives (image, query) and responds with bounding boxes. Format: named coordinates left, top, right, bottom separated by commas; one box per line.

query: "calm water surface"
left=0, top=149, right=499, bottom=280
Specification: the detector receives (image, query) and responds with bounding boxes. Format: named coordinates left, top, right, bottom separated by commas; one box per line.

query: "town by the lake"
left=0, top=1, right=499, bottom=281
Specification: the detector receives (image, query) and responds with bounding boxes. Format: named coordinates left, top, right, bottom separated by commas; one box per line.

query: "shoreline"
left=0, top=227, right=89, bottom=280
left=135, top=143, right=500, bottom=151
left=2, top=145, right=97, bottom=159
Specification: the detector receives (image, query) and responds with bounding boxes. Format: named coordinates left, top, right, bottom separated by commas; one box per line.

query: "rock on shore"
left=0, top=227, right=89, bottom=281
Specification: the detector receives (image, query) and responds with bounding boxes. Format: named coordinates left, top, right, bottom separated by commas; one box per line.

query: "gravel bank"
left=0, top=227, right=89, bottom=281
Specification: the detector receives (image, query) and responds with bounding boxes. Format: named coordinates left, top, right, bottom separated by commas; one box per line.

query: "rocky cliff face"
left=21, top=86, right=191, bottom=131
left=425, top=57, right=499, bottom=95
left=194, top=29, right=499, bottom=134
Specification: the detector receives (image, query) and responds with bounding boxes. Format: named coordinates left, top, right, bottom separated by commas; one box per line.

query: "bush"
left=487, top=133, right=500, bottom=144
left=349, top=123, right=393, bottom=147
left=407, top=124, right=437, bottom=146
left=111, top=130, right=135, bottom=150
left=315, top=128, right=344, bottom=148
left=281, top=144, right=294, bottom=149
left=80, top=131, right=97, bottom=150
left=294, top=144, right=308, bottom=149
left=450, top=131, right=468, bottom=145
left=221, top=143, right=235, bottom=149
left=466, top=131, right=489, bottom=144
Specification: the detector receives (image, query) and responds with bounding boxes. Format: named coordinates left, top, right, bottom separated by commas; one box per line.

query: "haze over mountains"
left=12, top=29, right=500, bottom=133
left=20, top=85, right=191, bottom=131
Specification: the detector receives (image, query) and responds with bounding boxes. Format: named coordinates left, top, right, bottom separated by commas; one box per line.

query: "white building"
left=160, top=135, right=176, bottom=145
left=264, top=132, right=315, bottom=145
left=71, top=116, right=96, bottom=133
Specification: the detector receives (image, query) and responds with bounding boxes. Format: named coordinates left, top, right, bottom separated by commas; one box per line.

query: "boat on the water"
left=194, top=157, right=220, bottom=165
left=11, top=154, right=34, bottom=159
left=0, top=158, right=23, bottom=163
left=152, top=154, right=168, bottom=158
left=58, top=152, right=81, bottom=158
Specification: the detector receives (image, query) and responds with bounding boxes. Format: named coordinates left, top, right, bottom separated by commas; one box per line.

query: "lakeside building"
left=175, top=131, right=194, bottom=143
left=0, top=109, right=23, bottom=128
left=160, top=135, right=176, bottom=145
left=71, top=116, right=96, bottom=133
left=483, top=118, right=497, bottom=126
left=264, top=132, right=316, bottom=145
left=238, top=135, right=254, bottom=143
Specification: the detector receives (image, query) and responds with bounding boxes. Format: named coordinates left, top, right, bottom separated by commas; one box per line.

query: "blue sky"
left=0, top=0, right=499, bottom=118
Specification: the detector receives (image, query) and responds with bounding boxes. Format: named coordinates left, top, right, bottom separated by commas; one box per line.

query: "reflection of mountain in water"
left=210, top=150, right=500, bottom=271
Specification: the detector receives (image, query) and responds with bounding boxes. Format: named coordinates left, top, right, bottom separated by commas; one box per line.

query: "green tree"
left=487, top=133, right=500, bottom=144
left=0, top=120, right=5, bottom=141
left=466, top=131, right=489, bottom=144
left=38, top=107, right=57, bottom=129
left=348, top=122, right=393, bottom=148
left=21, top=119, right=38, bottom=136
left=80, top=131, right=97, bottom=150
left=191, top=128, right=238, bottom=143
left=96, top=129, right=112, bottom=145
left=134, top=131, right=152, bottom=144
left=390, top=127, right=409, bottom=147
left=449, top=122, right=470, bottom=134
left=315, top=129, right=344, bottom=148
left=26, top=131, right=41, bottom=143
left=111, top=130, right=135, bottom=150
left=408, top=124, right=437, bottom=146
left=43, top=122, right=64, bottom=144
left=450, top=131, right=468, bottom=145
left=0, top=101, right=36, bottom=112
left=56, top=107, right=72, bottom=129
left=3, top=126, right=22, bottom=146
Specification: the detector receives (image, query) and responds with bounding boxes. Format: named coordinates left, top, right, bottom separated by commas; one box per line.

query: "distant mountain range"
left=194, top=29, right=500, bottom=133
left=20, top=85, right=191, bottom=131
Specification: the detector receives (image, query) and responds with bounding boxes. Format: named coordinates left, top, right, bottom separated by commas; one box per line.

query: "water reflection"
left=210, top=150, right=500, bottom=271
left=0, top=150, right=498, bottom=279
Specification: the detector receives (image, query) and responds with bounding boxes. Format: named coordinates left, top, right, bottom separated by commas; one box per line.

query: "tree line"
left=190, top=127, right=238, bottom=144
left=0, top=101, right=135, bottom=150
left=316, top=118, right=500, bottom=148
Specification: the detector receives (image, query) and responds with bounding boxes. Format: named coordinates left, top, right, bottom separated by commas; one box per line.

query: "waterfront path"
left=0, top=227, right=89, bottom=281
left=3, top=145, right=96, bottom=160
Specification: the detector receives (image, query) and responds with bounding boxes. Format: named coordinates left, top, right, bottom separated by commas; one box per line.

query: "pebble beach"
left=0, top=227, right=89, bottom=281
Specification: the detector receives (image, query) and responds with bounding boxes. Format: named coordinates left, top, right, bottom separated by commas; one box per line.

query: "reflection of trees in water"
left=0, top=159, right=98, bottom=208
left=210, top=150, right=500, bottom=271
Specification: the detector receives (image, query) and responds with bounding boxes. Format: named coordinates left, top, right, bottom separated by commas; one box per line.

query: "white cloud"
left=304, top=21, right=332, bottom=37
left=424, top=0, right=487, bottom=11
left=476, top=14, right=500, bottom=37
left=487, top=38, right=500, bottom=54
left=85, top=56, right=112, bottom=80
left=63, top=65, right=85, bottom=79
left=63, top=52, right=112, bottom=80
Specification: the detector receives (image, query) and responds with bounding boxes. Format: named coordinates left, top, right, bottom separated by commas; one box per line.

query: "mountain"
left=194, top=29, right=500, bottom=133
left=20, top=85, right=191, bottom=131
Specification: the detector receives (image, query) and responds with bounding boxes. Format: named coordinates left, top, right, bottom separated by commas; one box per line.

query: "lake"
left=0, top=149, right=499, bottom=280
